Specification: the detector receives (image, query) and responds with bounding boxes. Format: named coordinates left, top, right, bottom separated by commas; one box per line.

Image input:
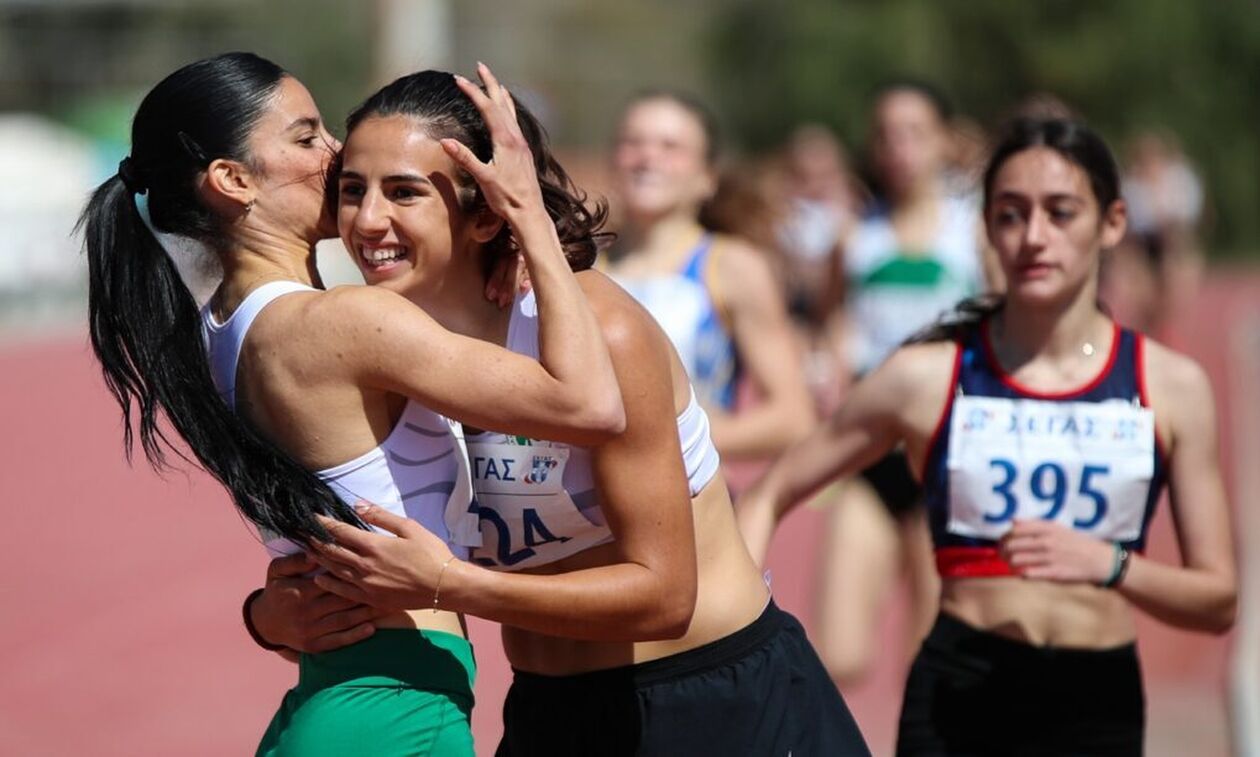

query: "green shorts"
left=257, top=629, right=476, bottom=757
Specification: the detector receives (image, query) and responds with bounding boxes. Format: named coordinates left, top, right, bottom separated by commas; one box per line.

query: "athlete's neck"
left=889, top=174, right=941, bottom=209
left=888, top=181, right=942, bottom=249
left=994, top=286, right=1110, bottom=369
left=405, top=255, right=513, bottom=347
left=613, top=212, right=705, bottom=268
left=215, top=240, right=321, bottom=320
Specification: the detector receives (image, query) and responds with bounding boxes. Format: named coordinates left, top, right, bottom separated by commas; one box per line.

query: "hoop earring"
left=244, top=200, right=255, bottom=213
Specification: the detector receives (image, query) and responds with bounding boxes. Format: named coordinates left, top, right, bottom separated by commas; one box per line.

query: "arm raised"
left=318, top=284, right=621, bottom=446
left=310, top=283, right=698, bottom=640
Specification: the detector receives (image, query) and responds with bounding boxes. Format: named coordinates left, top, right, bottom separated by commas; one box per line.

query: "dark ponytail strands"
left=81, top=53, right=360, bottom=546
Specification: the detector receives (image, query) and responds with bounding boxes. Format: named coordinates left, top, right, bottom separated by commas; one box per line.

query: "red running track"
left=1, top=271, right=1253, bottom=755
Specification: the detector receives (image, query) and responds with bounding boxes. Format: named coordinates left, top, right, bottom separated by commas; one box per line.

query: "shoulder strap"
left=202, top=281, right=315, bottom=409
left=688, top=234, right=735, bottom=334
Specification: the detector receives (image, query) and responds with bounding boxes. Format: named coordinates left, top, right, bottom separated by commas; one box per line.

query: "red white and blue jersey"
left=921, top=320, right=1168, bottom=578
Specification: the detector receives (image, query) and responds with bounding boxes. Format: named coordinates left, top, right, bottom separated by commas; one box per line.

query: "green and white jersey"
left=845, top=193, right=982, bottom=373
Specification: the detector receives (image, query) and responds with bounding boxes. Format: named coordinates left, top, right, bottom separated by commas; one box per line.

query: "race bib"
left=946, top=395, right=1155, bottom=543
left=466, top=439, right=611, bottom=570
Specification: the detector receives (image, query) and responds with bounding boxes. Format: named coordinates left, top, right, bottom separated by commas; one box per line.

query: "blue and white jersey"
left=614, top=235, right=740, bottom=410
left=921, top=321, right=1168, bottom=578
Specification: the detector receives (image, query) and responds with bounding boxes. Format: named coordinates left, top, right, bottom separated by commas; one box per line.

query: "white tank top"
left=845, top=193, right=983, bottom=373
left=200, top=281, right=481, bottom=558
left=464, top=290, right=721, bottom=571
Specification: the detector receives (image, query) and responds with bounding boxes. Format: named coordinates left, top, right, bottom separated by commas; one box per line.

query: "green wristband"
left=1101, top=543, right=1131, bottom=588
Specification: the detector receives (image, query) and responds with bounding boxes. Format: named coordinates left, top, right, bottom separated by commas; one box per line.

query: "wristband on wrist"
left=1101, top=543, right=1132, bottom=589
left=243, top=588, right=289, bottom=652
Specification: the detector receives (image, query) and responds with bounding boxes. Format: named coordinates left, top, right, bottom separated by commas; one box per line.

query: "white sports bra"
left=465, top=290, right=720, bottom=571
left=200, top=281, right=481, bottom=558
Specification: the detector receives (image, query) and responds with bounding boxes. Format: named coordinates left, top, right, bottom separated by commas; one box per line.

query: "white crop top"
left=200, top=281, right=481, bottom=558
left=465, top=290, right=721, bottom=571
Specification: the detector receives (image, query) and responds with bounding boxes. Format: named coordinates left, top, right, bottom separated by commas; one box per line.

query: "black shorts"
left=497, top=601, right=869, bottom=757
left=859, top=450, right=922, bottom=518
left=897, top=613, right=1144, bottom=756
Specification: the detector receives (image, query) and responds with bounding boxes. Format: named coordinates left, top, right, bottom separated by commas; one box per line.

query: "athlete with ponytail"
left=250, top=68, right=867, bottom=756
left=738, top=117, right=1236, bottom=755
left=82, top=54, right=624, bottom=755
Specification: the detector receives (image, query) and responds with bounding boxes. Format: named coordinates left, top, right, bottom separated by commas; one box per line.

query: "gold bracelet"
left=432, top=555, right=457, bottom=613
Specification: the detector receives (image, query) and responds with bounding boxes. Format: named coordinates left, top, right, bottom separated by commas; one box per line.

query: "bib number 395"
left=986, top=459, right=1110, bottom=528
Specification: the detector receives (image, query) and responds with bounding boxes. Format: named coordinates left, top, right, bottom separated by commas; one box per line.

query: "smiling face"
left=870, top=89, right=948, bottom=198
left=336, top=115, right=497, bottom=300
left=244, top=76, right=341, bottom=242
left=612, top=97, right=715, bottom=222
left=985, top=146, right=1126, bottom=307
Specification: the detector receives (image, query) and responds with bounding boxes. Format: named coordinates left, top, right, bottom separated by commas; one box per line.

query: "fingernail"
left=354, top=503, right=370, bottom=514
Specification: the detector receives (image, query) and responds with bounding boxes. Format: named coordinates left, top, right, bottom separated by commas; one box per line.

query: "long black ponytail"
left=80, top=52, right=359, bottom=546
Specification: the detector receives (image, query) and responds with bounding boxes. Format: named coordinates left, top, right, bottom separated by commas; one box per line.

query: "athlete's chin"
left=1008, top=280, right=1074, bottom=307
left=361, top=260, right=416, bottom=289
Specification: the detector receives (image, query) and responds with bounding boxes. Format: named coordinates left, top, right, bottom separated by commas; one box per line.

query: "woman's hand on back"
left=249, top=552, right=384, bottom=654
left=309, top=506, right=457, bottom=613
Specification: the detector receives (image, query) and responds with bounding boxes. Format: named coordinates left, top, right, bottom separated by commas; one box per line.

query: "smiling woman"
left=737, top=118, right=1236, bottom=756
left=243, top=68, right=868, bottom=757
left=81, top=55, right=624, bottom=755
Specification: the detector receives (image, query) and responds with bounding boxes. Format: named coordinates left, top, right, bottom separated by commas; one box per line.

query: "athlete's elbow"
left=590, top=393, right=628, bottom=437
left=650, top=595, right=696, bottom=640
left=558, top=389, right=626, bottom=441
left=1205, top=587, right=1238, bottom=635
left=1185, top=583, right=1238, bottom=635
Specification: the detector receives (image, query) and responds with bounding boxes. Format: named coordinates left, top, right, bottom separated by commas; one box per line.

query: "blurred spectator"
left=1123, top=129, right=1204, bottom=237
left=699, top=157, right=787, bottom=262
left=605, top=92, right=815, bottom=463
left=1099, top=129, right=1207, bottom=339
left=775, top=125, right=865, bottom=328
left=811, top=80, right=991, bottom=686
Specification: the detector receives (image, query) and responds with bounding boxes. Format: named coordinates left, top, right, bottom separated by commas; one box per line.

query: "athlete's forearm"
left=736, top=429, right=849, bottom=564
left=1116, top=554, right=1236, bottom=634
left=708, top=400, right=815, bottom=460
left=440, top=558, right=693, bottom=641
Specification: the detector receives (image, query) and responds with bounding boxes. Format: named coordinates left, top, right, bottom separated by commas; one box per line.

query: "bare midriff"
left=376, top=608, right=468, bottom=639
left=504, top=479, right=770, bottom=675
left=941, top=576, right=1136, bottom=648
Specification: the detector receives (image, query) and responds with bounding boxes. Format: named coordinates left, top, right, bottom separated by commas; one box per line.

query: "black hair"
left=80, top=52, right=361, bottom=546
left=908, top=117, right=1121, bottom=345
left=982, top=117, right=1121, bottom=214
left=624, top=89, right=723, bottom=166
left=873, top=78, right=954, bottom=123
left=343, top=70, right=610, bottom=273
